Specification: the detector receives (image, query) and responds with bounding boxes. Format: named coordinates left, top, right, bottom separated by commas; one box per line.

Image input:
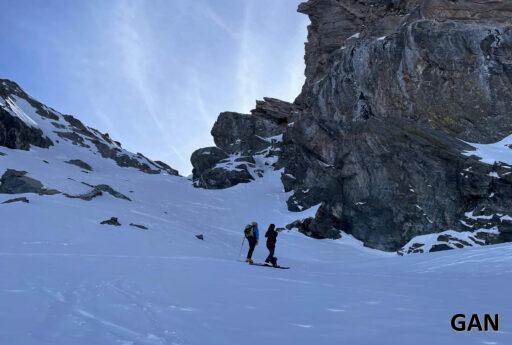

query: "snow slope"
left=0, top=96, right=511, bottom=345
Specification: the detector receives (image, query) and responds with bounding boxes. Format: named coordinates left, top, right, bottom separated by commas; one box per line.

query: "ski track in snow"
left=0, top=98, right=511, bottom=345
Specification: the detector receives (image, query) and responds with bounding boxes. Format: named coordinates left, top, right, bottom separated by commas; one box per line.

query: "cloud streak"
left=194, top=2, right=240, bottom=40
left=112, top=0, right=192, bottom=168
left=235, top=1, right=307, bottom=112
left=0, top=0, right=307, bottom=175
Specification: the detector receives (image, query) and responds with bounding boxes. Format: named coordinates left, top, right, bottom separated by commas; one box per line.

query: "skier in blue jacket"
left=245, top=221, right=259, bottom=264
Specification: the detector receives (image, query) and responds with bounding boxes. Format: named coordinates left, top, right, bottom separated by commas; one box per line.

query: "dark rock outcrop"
left=429, top=244, right=453, bottom=252
left=398, top=227, right=502, bottom=254
left=0, top=80, right=54, bottom=150
left=0, top=104, right=53, bottom=150
left=154, top=160, right=179, bottom=176
left=191, top=98, right=296, bottom=188
left=65, top=159, right=93, bottom=171
left=280, top=0, right=512, bottom=251
left=100, top=217, right=121, bottom=226
left=192, top=0, right=512, bottom=252
left=60, top=114, right=175, bottom=175
left=0, top=169, right=60, bottom=195
left=2, top=196, right=29, bottom=204
left=64, top=183, right=131, bottom=201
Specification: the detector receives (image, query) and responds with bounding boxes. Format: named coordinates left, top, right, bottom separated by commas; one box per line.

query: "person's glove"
left=256, top=240, right=259, bottom=245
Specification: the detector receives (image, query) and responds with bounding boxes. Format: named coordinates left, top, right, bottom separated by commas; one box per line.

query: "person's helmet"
left=251, top=221, right=257, bottom=226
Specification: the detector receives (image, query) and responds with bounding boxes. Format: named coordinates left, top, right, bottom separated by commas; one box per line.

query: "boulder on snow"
left=191, top=147, right=228, bottom=175
left=0, top=169, right=60, bottom=195
left=191, top=147, right=252, bottom=189
left=191, top=147, right=255, bottom=189
left=194, top=164, right=254, bottom=189
left=92, top=184, right=131, bottom=201
left=2, top=196, right=29, bottom=204
left=65, top=159, right=93, bottom=171
left=100, top=217, right=121, bottom=226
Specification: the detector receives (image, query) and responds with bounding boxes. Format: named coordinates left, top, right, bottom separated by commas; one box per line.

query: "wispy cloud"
left=235, top=2, right=260, bottom=113
left=115, top=1, right=160, bottom=129
left=96, top=0, right=307, bottom=173
left=193, top=2, right=240, bottom=40
left=6, top=0, right=307, bottom=175
left=235, top=1, right=306, bottom=113
left=112, top=0, right=193, bottom=168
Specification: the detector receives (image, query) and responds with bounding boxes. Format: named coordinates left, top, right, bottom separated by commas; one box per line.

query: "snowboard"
left=250, top=262, right=290, bottom=269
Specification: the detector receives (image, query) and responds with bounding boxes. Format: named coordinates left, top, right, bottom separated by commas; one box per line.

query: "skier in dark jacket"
left=245, top=221, right=259, bottom=264
left=264, top=224, right=278, bottom=266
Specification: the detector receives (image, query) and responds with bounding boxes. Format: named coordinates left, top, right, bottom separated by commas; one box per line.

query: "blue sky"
left=0, top=0, right=308, bottom=174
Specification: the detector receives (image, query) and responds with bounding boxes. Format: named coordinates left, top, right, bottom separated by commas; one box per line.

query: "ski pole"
left=237, top=236, right=245, bottom=260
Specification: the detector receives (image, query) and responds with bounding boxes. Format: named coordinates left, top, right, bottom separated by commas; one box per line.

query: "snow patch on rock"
left=462, top=134, right=512, bottom=165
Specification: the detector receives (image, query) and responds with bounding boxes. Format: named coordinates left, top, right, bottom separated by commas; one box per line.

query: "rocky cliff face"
left=191, top=98, right=298, bottom=188
left=191, top=0, right=512, bottom=252
left=285, top=0, right=512, bottom=251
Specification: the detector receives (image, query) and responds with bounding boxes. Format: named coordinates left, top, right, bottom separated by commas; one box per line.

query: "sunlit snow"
left=0, top=97, right=511, bottom=345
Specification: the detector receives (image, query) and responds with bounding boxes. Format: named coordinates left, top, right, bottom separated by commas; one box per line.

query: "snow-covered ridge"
left=0, top=81, right=178, bottom=176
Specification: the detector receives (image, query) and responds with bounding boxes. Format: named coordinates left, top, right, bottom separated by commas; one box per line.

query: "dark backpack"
left=244, top=224, right=254, bottom=238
